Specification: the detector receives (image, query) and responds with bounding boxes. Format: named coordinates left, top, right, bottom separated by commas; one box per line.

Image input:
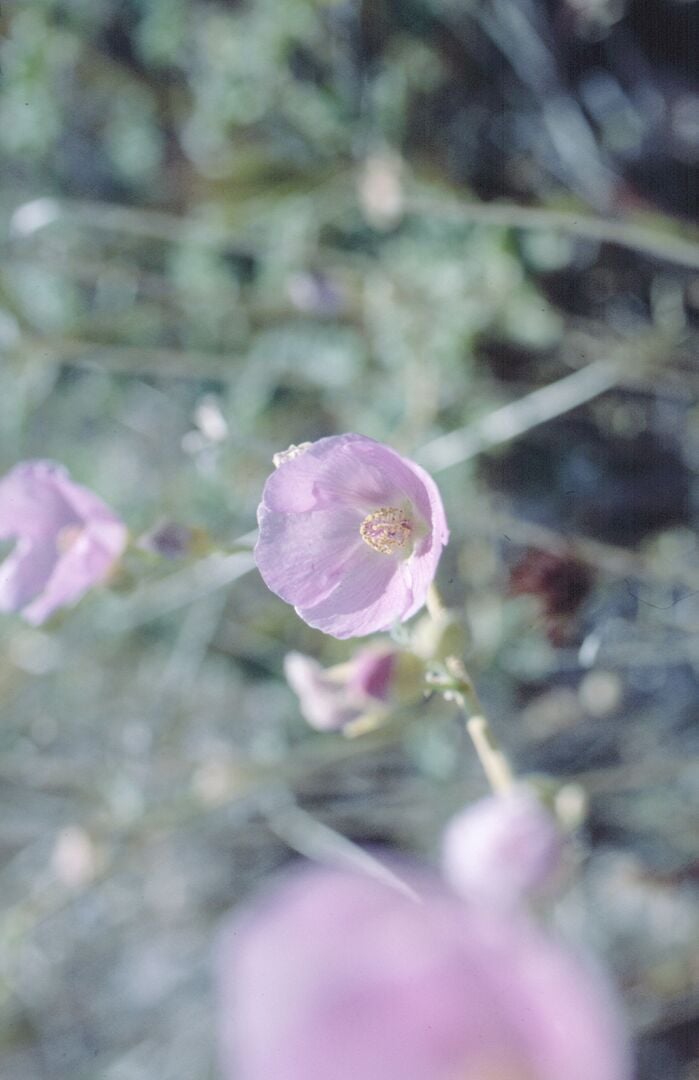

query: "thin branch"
left=105, top=550, right=256, bottom=631
left=261, top=789, right=421, bottom=901
left=409, top=193, right=699, bottom=271
left=9, top=181, right=344, bottom=246
left=19, top=336, right=244, bottom=382
left=12, top=189, right=699, bottom=270
left=10, top=196, right=240, bottom=247
left=418, top=356, right=627, bottom=472
left=464, top=715, right=514, bottom=795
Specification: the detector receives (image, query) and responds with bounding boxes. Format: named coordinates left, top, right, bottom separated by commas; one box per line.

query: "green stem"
left=409, top=192, right=699, bottom=271
left=443, top=656, right=514, bottom=796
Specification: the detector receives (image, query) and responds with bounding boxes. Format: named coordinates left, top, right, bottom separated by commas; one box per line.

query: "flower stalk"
left=423, top=589, right=514, bottom=794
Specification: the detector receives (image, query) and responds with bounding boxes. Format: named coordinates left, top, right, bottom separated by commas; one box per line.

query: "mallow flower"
left=217, top=864, right=631, bottom=1080
left=255, top=434, right=449, bottom=638
left=441, top=788, right=564, bottom=909
left=284, top=644, right=411, bottom=733
left=284, top=646, right=396, bottom=732
left=0, top=461, right=127, bottom=624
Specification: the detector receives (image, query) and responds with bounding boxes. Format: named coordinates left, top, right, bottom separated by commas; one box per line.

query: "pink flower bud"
left=284, top=646, right=397, bottom=732
left=442, top=790, right=564, bottom=908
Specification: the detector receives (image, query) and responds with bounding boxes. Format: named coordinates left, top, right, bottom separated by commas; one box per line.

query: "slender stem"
left=20, top=335, right=244, bottom=382
left=425, top=582, right=447, bottom=622
left=408, top=193, right=699, bottom=271
left=418, top=353, right=631, bottom=473
left=14, top=191, right=699, bottom=270
left=442, top=656, right=514, bottom=795
left=261, top=790, right=421, bottom=901
left=464, top=715, right=514, bottom=796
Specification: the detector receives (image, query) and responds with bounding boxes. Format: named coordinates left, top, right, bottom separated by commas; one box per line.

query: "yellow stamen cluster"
left=360, top=507, right=412, bottom=555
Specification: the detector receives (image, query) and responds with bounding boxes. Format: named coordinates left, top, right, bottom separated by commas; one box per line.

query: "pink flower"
left=0, top=461, right=128, bottom=624
left=284, top=645, right=398, bottom=731
left=217, top=865, right=631, bottom=1080
left=255, top=434, right=449, bottom=639
left=441, top=789, right=564, bottom=909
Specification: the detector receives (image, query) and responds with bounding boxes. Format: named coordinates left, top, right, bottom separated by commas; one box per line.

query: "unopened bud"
left=442, top=788, right=564, bottom=908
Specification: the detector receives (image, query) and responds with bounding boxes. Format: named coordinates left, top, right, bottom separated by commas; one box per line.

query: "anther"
left=360, top=507, right=412, bottom=555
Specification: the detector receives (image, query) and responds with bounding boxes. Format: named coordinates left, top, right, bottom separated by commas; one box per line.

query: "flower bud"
left=441, top=788, right=564, bottom=908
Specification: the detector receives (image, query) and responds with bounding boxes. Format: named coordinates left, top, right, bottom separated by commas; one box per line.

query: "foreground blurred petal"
left=217, top=865, right=631, bottom=1080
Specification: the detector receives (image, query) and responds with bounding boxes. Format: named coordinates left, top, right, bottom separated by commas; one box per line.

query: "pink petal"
left=442, top=791, right=564, bottom=908
left=0, top=538, right=59, bottom=613
left=349, top=647, right=397, bottom=700
left=22, top=520, right=127, bottom=625
left=217, top=866, right=631, bottom=1080
left=347, top=437, right=449, bottom=542
left=284, top=652, right=362, bottom=731
left=0, top=462, right=78, bottom=541
left=296, top=553, right=407, bottom=638
left=256, top=505, right=366, bottom=609
left=53, top=470, right=126, bottom=526
left=262, top=434, right=396, bottom=515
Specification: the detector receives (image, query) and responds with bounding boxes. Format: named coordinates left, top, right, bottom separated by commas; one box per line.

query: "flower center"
left=359, top=507, right=412, bottom=555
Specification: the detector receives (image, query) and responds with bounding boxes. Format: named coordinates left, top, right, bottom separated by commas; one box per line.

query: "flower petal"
left=442, top=791, right=564, bottom=908
left=296, top=554, right=411, bottom=638
left=284, top=652, right=361, bottom=731
left=0, top=461, right=78, bottom=541
left=256, top=505, right=365, bottom=609
left=53, top=469, right=126, bottom=527
left=349, top=647, right=397, bottom=700
left=347, top=437, right=449, bottom=541
left=262, top=434, right=394, bottom=515
left=217, top=866, right=632, bottom=1080
left=21, top=521, right=127, bottom=625
left=0, top=538, right=59, bottom=614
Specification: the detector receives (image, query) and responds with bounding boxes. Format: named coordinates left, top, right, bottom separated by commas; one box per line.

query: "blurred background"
left=1, top=0, right=699, bottom=1077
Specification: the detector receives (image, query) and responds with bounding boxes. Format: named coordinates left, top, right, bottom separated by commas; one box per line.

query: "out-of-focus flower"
left=358, top=150, right=405, bottom=229
left=441, top=789, right=564, bottom=909
left=51, top=825, right=99, bottom=889
left=193, top=394, right=229, bottom=443
left=255, top=434, right=448, bottom=639
left=0, top=461, right=127, bottom=624
left=217, top=864, right=631, bottom=1080
left=284, top=645, right=399, bottom=732
left=286, top=271, right=346, bottom=317
left=508, top=547, right=593, bottom=646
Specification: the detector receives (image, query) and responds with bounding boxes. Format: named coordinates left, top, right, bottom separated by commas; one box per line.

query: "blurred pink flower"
left=217, top=865, right=631, bottom=1080
left=255, top=434, right=449, bottom=638
left=0, top=461, right=127, bottom=624
left=284, top=645, right=397, bottom=731
left=441, top=789, right=564, bottom=909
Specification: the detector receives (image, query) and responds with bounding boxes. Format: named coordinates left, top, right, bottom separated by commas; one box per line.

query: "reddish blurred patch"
left=508, top=547, right=594, bottom=646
